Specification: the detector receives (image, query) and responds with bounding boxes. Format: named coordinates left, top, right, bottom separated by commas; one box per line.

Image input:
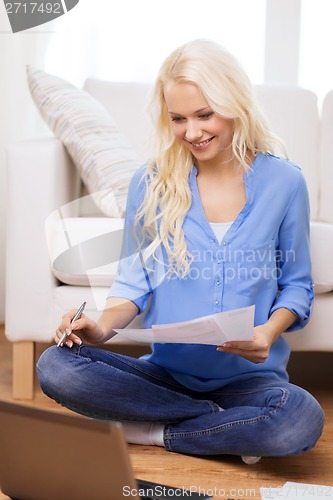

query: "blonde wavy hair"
left=136, top=39, right=286, bottom=278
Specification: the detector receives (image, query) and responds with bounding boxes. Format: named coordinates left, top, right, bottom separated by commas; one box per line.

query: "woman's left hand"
left=216, top=324, right=275, bottom=364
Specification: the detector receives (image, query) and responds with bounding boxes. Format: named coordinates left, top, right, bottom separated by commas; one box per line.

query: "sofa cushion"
left=254, top=85, right=319, bottom=219
left=27, top=66, right=143, bottom=217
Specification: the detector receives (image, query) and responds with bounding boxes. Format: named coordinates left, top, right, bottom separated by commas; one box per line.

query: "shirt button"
left=216, top=280, right=221, bottom=285
left=215, top=300, right=219, bottom=305
left=217, top=259, right=222, bottom=264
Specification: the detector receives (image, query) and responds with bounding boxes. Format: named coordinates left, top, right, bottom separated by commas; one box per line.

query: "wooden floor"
left=1, top=325, right=333, bottom=499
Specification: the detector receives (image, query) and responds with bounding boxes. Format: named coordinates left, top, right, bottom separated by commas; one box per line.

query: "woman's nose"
left=185, top=121, right=202, bottom=142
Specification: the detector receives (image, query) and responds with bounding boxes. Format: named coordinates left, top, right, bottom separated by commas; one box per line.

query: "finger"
left=70, top=315, right=92, bottom=331
left=221, top=346, right=257, bottom=355
left=72, top=335, right=83, bottom=345
left=61, top=309, right=81, bottom=331
left=54, top=327, right=79, bottom=346
left=61, top=315, right=74, bottom=329
left=55, top=328, right=66, bottom=345
left=56, top=333, right=82, bottom=347
left=63, top=327, right=82, bottom=345
left=57, top=331, right=69, bottom=347
left=219, top=340, right=256, bottom=350
left=216, top=344, right=258, bottom=356
left=216, top=347, right=261, bottom=363
left=56, top=324, right=71, bottom=343
left=218, top=346, right=268, bottom=364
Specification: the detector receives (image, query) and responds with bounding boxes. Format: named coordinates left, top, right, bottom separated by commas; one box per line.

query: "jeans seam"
left=165, top=415, right=270, bottom=443
left=216, top=385, right=284, bottom=397
left=165, top=388, right=289, bottom=444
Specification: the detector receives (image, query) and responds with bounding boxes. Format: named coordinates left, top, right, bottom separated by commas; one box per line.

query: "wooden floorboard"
left=1, top=325, right=332, bottom=499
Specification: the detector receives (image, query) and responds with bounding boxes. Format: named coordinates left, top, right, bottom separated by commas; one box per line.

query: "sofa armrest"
left=310, top=221, right=333, bottom=293
left=5, top=138, right=80, bottom=342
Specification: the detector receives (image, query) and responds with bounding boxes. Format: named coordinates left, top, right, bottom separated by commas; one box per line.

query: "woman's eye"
left=171, top=116, right=184, bottom=122
left=199, top=112, right=214, bottom=120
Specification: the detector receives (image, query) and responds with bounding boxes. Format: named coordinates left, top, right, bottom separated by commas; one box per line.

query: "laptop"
left=0, top=401, right=212, bottom=500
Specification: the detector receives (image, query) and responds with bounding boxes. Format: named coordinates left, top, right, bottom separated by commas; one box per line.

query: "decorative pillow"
left=27, top=66, right=144, bottom=217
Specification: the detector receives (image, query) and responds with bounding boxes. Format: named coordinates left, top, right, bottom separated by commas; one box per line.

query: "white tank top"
left=209, top=221, right=233, bottom=245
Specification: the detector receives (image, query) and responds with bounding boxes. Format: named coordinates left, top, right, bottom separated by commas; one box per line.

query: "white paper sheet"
left=114, top=305, right=255, bottom=345
left=261, top=482, right=333, bottom=499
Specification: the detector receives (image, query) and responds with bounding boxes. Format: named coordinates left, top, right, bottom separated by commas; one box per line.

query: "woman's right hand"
left=55, top=310, right=105, bottom=348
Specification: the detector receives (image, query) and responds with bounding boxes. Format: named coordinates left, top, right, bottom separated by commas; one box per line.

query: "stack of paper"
left=261, top=482, right=333, bottom=499
left=114, top=305, right=255, bottom=345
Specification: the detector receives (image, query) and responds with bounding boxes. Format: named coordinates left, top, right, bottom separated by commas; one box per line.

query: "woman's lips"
left=187, top=136, right=215, bottom=151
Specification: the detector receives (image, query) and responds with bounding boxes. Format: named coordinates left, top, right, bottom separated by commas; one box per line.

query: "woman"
left=37, top=39, right=324, bottom=463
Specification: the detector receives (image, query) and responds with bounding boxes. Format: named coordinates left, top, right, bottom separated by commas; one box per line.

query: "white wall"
left=264, top=0, right=301, bottom=85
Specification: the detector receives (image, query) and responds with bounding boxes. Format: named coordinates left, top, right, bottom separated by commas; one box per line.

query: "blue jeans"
left=37, top=345, right=324, bottom=457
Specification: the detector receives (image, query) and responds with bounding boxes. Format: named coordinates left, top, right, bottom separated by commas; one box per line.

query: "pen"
left=57, top=301, right=86, bottom=347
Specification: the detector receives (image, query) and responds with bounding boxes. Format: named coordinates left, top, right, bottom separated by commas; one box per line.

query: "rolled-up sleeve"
left=107, top=167, right=151, bottom=313
left=270, top=171, right=314, bottom=331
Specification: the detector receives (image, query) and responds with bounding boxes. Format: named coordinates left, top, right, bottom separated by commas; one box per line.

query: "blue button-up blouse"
left=108, top=152, right=314, bottom=391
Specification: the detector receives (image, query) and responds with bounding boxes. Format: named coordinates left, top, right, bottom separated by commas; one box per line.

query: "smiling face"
left=164, top=81, right=234, bottom=169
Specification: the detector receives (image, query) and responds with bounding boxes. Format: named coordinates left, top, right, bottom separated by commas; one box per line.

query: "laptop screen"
left=0, top=401, right=212, bottom=500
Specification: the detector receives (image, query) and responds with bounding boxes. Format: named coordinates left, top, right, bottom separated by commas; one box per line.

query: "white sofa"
left=6, top=79, right=333, bottom=399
